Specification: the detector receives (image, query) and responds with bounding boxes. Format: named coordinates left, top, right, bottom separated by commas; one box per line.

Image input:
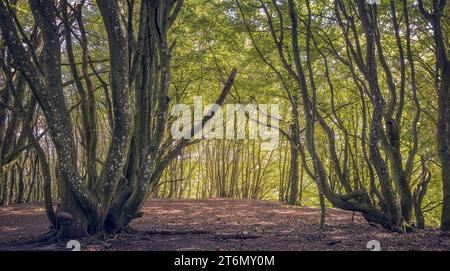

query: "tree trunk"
left=288, top=134, right=299, bottom=206
left=417, top=0, right=450, bottom=232
left=438, top=61, right=450, bottom=231
left=15, top=167, right=24, bottom=204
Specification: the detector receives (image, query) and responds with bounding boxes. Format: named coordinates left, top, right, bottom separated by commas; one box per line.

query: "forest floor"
left=0, top=199, right=449, bottom=251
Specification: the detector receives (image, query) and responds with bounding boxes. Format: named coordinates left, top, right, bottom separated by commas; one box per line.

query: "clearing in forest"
left=0, top=199, right=449, bottom=251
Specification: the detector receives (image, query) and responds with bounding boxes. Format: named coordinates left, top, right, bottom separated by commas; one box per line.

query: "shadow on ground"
left=1, top=199, right=449, bottom=251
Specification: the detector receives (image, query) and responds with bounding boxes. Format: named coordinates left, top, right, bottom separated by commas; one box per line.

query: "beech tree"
left=235, top=0, right=447, bottom=231
left=0, top=0, right=236, bottom=238
left=417, top=0, right=450, bottom=231
left=0, top=0, right=448, bottom=237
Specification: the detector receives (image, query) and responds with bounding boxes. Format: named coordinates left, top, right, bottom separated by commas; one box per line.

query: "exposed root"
left=40, top=232, right=59, bottom=244
left=211, top=232, right=261, bottom=240
left=403, top=223, right=419, bottom=233
left=140, top=229, right=261, bottom=240
left=142, top=229, right=209, bottom=235
left=124, top=226, right=140, bottom=234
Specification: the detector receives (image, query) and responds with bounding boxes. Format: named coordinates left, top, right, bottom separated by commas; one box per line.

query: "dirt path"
left=1, top=199, right=449, bottom=251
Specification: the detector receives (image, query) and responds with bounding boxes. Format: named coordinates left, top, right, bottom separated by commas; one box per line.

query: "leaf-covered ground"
left=0, top=199, right=449, bottom=251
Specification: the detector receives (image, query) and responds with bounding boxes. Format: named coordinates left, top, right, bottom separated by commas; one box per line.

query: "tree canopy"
left=0, top=0, right=448, bottom=239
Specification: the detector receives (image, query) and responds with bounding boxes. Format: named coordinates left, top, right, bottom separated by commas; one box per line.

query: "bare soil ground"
left=0, top=199, right=449, bottom=251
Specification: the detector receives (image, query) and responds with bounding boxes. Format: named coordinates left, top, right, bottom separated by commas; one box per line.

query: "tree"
left=0, top=0, right=447, bottom=236
left=234, top=0, right=441, bottom=231
left=417, top=0, right=450, bottom=231
left=0, top=0, right=236, bottom=238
